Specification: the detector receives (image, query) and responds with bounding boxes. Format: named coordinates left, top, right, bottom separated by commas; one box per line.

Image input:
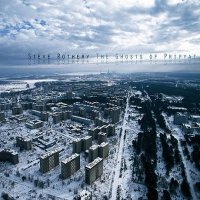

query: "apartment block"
left=40, top=149, right=59, bottom=173
left=85, top=157, right=103, bottom=185
left=82, top=136, right=92, bottom=151
left=89, top=144, right=99, bottom=162
left=98, top=132, right=107, bottom=144
left=16, top=136, right=32, bottom=150
left=61, top=153, right=80, bottom=179
left=0, top=149, right=19, bottom=164
left=0, top=112, right=5, bottom=122
left=99, top=142, right=109, bottom=159
left=73, top=138, right=82, bottom=154
left=12, top=106, right=23, bottom=115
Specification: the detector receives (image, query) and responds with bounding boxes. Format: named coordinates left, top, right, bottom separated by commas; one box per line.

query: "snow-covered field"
left=0, top=79, right=57, bottom=93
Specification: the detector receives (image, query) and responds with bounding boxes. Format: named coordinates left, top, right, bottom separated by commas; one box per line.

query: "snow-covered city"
left=0, top=73, right=199, bottom=200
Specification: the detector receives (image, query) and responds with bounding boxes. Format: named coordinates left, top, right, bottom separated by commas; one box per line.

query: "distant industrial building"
left=85, top=157, right=103, bottom=185
left=40, top=149, right=59, bottom=173
left=0, top=149, right=19, bottom=164
left=61, top=153, right=80, bottom=179
left=16, top=136, right=32, bottom=150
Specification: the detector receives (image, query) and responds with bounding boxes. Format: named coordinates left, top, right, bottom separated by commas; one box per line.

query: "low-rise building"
left=26, top=119, right=43, bottom=129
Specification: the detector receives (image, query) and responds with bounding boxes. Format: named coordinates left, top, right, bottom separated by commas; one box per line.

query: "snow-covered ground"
left=164, top=114, right=199, bottom=200
left=0, top=79, right=57, bottom=93
left=0, top=109, right=121, bottom=199
left=110, top=93, right=129, bottom=200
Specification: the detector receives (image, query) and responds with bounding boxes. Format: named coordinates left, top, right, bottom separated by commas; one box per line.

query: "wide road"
left=110, top=91, right=130, bottom=200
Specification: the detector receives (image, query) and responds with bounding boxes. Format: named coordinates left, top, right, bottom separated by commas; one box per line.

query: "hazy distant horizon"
left=0, top=62, right=200, bottom=78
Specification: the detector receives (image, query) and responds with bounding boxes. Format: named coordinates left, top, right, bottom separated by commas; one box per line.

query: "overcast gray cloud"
left=0, top=0, right=199, bottom=66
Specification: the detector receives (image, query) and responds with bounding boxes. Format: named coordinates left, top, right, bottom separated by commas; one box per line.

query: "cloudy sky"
left=0, top=0, right=199, bottom=68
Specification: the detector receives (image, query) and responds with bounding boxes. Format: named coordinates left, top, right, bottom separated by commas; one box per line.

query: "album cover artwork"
left=0, top=1, right=199, bottom=200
